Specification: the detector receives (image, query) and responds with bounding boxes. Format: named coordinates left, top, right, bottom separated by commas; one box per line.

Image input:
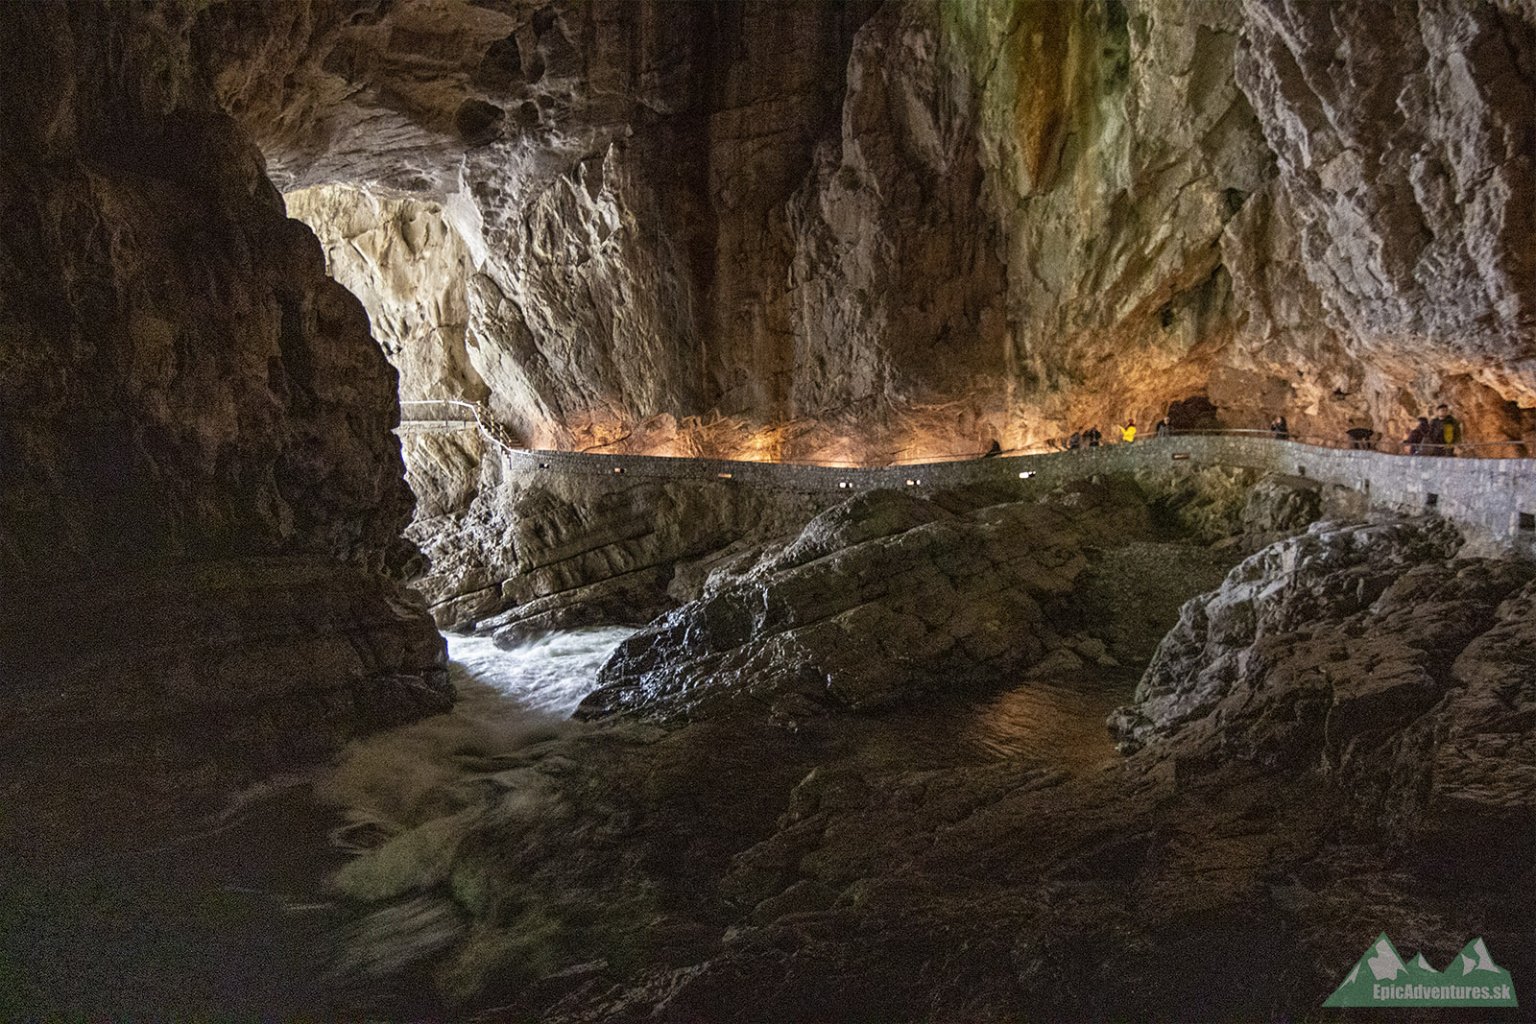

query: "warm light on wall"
left=735, top=430, right=787, bottom=464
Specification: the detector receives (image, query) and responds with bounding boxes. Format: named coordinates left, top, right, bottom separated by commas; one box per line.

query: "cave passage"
left=4, top=1, right=1536, bottom=1021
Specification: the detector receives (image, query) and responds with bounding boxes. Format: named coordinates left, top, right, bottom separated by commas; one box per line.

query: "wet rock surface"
left=579, top=480, right=1210, bottom=723
left=4, top=3, right=1535, bottom=1019
left=309, top=505, right=1533, bottom=1022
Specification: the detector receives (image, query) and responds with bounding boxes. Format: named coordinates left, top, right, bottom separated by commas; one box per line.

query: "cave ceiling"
left=194, top=0, right=1536, bottom=460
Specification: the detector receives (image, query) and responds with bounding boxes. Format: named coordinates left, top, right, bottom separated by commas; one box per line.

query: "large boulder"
left=1110, top=515, right=1536, bottom=851
left=579, top=480, right=1199, bottom=723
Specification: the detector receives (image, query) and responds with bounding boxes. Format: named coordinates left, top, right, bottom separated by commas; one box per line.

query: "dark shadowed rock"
left=2, top=559, right=449, bottom=862
left=317, top=508, right=1534, bottom=1022
left=0, top=3, right=452, bottom=852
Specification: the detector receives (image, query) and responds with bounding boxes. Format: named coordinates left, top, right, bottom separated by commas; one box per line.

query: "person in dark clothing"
left=1405, top=417, right=1429, bottom=454
left=1067, top=431, right=1081, bottom=450
left=1346, top=426, right=1375, bottom=450
left=983, top=439, right=1002, bottom=458
left=1269, top=415, right=1290, bottom=440
left=1086, top=426, right=1102, bottom=448
left=1426, top=409, right=1445, bottom=456
left=1154, top=419, right=1170, bottom=438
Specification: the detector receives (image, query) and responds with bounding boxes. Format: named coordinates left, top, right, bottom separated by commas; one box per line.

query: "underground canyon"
left=2, top=0, right=1535, bottom=1020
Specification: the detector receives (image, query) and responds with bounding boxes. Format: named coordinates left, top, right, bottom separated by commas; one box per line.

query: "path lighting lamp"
left=612, top=466, right=625, bottom=475
left=1018, top=471, right=1035, bottom=479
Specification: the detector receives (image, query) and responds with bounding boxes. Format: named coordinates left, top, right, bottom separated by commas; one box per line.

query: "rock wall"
left=192, top=0, right=1536, bottom=465
left=1111, top=515, right=1536, bottom=845
left=315, top=506, right=1535, bottom=1021
left=285, top=185, right=486, bottom=407
left=401, top=428, right=825, bottom=631
left=0, top=2, right=450, bottom=851
left=580, top=479, right=1232, bottom=724
left=1223, top=0, right=1536, bottom=440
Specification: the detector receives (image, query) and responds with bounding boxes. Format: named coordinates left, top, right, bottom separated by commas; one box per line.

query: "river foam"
left=318, top=627, right=634, bottom=841
left=313, top=627, right=635, bottom=997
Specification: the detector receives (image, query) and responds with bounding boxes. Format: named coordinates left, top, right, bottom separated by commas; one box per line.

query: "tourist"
left=1154, top=419, right=1170, bottom=439
left=1086, top=426, right=1101, bottom=448
left=1426, top=408, right=1444, bottom=456
left=1270, top=415, right=1289, bottom=440
left=1405, top=417, right=1429, bottom=454
left=1345, top=425, right=1375, bottom=450
left=1120, top=420, right=1137, bottom=443
left=1067, top=431, right=1081, bottom=450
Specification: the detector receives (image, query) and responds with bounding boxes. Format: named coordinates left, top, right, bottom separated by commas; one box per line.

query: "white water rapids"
left=443, top=627, right=639, bottom=717
left=311, top=626, right=638, bottom=1000
left=318, top=627, right=636, bottom=842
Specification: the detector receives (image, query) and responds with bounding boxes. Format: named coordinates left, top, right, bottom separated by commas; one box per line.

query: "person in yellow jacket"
left=1120, top=419, right=1137, bottom=443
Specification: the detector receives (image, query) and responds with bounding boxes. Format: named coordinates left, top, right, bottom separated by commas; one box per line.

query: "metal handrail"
left=1158, top=427, right=1528, bottom=458
left=398, top=400, right=1530, bottom=466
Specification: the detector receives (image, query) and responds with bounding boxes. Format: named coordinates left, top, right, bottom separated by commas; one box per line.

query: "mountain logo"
left=1324, top=933, right=1518, bottom=1008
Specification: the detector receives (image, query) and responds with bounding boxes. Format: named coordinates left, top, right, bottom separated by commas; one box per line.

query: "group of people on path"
left=1060, top=418, right=1183, bottom=449
left=1066, top=426, right=1102, bottom=449
left=1405, top=404, right=1461, bottom=456
left=1300, top=404, right=1464, bottom=455
left=1011, top=403, right=1465, bottom=458
left=1065, top=422, right=1141, bottom=449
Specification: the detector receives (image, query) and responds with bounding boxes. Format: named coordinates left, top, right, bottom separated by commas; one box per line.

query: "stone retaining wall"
left=480, top=437, right=1535, bottom=557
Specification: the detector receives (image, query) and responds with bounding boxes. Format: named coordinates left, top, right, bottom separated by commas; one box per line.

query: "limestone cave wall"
left=194, top=0, right=1536, bottom=461
left=0, top=2, right=450, bottom=851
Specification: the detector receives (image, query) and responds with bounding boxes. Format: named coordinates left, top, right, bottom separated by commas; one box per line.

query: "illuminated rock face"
left=284, top=186, right=486, bottom=408
left=1224, top=0, right=1536, bottom=443
left=205, top=0, right=1536, bottom=461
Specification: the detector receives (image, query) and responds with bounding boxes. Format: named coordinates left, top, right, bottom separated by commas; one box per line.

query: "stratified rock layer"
left=405, top=428, right=825, bottom=632
left=580, top=482, right=1177, bottom=722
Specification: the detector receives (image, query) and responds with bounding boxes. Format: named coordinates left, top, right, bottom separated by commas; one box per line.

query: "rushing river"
left=316, top=628, right=638, bottom=851
left=444, top=627, right=638, bottom=716
left=4, top=628, right=636, bottom=1022
left=5, top=627, right=1132, bottom=1019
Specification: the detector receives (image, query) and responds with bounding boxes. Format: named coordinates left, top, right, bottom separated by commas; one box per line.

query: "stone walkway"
left=397, top=400, right=1536, bottom=556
